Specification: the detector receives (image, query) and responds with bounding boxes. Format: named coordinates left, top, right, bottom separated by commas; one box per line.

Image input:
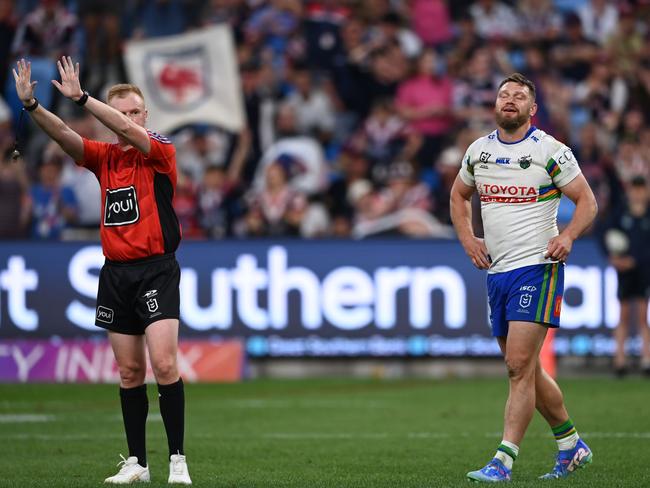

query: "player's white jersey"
left=459, top=126, right=581, bottom=273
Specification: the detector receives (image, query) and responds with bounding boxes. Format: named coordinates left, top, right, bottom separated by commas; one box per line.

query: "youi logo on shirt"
left=104, top=186, right=140, bottom=226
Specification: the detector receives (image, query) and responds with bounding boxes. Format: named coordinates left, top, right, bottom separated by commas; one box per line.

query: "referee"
left=14, top=57, right=192, bottom=484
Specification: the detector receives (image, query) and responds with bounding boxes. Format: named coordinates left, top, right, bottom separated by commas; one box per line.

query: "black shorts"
left=95, top=253, right=180, bottom=335
left=617, top=267, right=650, bottom=300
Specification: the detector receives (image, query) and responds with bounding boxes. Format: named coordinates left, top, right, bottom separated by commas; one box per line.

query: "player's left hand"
left=51, top=56, right=84, bottom=101
left=545, top=234, right=573, bottom=262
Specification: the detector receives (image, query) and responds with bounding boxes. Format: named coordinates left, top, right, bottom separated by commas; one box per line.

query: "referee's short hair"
left=498, top=73, right=536, bottom=100
left=107, top=84, right=145, bottom=103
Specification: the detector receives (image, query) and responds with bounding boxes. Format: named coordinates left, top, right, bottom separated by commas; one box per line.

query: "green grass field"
left=1, top=377, right=648, bottom=487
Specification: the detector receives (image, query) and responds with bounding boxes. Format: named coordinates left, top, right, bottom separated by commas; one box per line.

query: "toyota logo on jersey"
left=104, top=186, right=140, bottom=226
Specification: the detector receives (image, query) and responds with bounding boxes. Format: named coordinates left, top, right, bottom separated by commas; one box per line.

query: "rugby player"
left=450, top=73, right=598, bottom=482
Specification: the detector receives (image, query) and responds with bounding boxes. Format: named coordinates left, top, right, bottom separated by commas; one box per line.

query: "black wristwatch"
left=75, top=90, right=89, bottom=106
left=24, top=98, right=39, bottom=112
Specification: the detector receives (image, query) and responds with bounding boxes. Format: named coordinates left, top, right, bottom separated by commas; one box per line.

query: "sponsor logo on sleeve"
left=556, top=149, right=575, bottom=165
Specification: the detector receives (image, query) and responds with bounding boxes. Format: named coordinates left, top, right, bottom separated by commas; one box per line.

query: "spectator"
left=516, top=0, right=563, bottom=44
left=574, top=63, right=627, bottom=132
left=239, top=160, right=307, bottom=237
left=0, top=95, right=12, bottom=153
left=302, top=0, right=350, bottom=71
left=396, top=48, right=454, bottom=168
left=130, top=0, right=188, bottom=39
left=11, top=0, right=77, bottom=59
left=27, top=154, right=79, bottom=240
left=283, top=63, right=337, bottom=140
left=601, top=176, right=650, bottom=377
left=240, top=59, right=278, bottom=183
left=408, top=0, right=452, bottom=49
left=327, top=146, right=371, bottom=227
left=550, top=12, right=599, bottom=83
left=197, top=165, right=239, bottom=238
left=468, top=0, right=520, bottom=41
left=373, top=11, right=422, bottom=59
left=10, top=0, right=78, bottom=112
left=577, top=0, right=619, bottom=46
left=0, top=148, right=30, bottom=238
left=353, top=161, right=452, bottom=238
left=434, top=126, right=480, bottom=222
left=253, top=103, right=327, bottom=195
left=348, top=97, right=421, bottom=176
left=454, top=47, right=503, bottom=130
left=173, top=125, right=232, bottom=184
left=174, top=169, right=203, bottom=239
left=77, top=0, right=124, bottom=92
left=244, top=0, right=302, bottom=65
left=47, top=141, right=101, bottom=234
left=0, top=0, right=16, bottom=90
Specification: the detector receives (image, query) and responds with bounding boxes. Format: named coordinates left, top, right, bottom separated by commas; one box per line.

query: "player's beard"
left=495, top=109, right=530, bottom=132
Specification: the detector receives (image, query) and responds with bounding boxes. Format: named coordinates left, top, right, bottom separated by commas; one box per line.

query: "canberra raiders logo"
left=518, top=155, right=532, bottom=169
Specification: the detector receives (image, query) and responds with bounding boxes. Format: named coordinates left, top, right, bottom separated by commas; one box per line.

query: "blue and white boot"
left=540, top=439, right=593, bottom=479
left=467, top=458, right=512, bottom=483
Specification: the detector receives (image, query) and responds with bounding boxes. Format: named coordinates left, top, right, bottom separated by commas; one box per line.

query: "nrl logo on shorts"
left=519, top=293, right=533, bottom=308
left=145, top=46, right=209, bottom=112
left=143, top=290, right=159, bottom=313
left=518, top=155, right=532, bottom=169
left=146, top=298, right=159, bottom=313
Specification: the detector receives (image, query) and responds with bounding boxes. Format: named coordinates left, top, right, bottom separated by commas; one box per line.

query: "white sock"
left=494, top=440, right=519, bottom=470
left=557, top=431, right=579, bottom=451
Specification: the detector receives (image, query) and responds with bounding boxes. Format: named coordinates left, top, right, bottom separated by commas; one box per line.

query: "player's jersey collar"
left=495, top=126, right=537, bottom=145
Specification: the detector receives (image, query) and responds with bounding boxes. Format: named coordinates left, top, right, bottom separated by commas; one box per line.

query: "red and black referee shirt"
left=76, top=131, right=181, bottom=262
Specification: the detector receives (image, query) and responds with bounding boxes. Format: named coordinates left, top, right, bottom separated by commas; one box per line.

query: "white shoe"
left=104, top=455, right=150, bottom=484
left=168, top=454, right=192, bottom=484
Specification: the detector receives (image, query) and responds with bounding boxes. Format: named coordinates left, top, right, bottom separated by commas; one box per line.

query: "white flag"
left=124, top=25, right=244, bottom=134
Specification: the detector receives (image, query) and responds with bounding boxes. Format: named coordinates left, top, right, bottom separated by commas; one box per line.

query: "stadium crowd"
left=0, top=0, right=649, bottom=240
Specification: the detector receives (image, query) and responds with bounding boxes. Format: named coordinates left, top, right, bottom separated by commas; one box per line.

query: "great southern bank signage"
left=0, top=241, right=639, bottom=357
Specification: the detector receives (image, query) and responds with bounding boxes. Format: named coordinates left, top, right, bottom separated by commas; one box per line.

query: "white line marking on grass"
left=262, top=432, right=390, bottom=440
left=0, top=414, right=55, bottom=423
left=209, top=400, right=386, bottom=409
left=4, top=431, right=650, bottom=441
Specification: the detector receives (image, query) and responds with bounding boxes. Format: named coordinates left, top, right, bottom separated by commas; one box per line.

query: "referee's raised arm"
left=13, top=58, right=84, bottom=161
left=52, top=56, right=152, bottom=155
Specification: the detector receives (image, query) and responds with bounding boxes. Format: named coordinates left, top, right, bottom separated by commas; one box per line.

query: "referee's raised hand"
left=51, top=55, right=84, bottom=101
left=12, top=58, right=37, bottom=104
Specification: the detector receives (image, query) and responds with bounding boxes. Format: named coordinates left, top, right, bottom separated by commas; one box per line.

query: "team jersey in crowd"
left=77, top=131, right=181, bottom=262
left=459, top=126, right=581, bottom=273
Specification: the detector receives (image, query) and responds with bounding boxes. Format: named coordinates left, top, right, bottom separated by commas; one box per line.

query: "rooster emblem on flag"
left=144, top=46, right=209, bottom=111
